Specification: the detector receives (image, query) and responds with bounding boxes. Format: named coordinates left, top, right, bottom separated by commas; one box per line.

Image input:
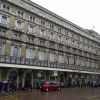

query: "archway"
left=23, top=70, right=33, bottom=90
left=8, top=71, right=17, bottom=82
left=7, top=69, right=18, bottom=83
left=24, top=72, right=32, bottom=89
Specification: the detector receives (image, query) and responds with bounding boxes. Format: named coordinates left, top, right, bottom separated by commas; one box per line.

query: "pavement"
left=0, top=88, right=100, bottom=100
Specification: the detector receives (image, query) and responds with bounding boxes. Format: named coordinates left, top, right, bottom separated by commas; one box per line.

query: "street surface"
left=0, top=88, right=100, bottom=100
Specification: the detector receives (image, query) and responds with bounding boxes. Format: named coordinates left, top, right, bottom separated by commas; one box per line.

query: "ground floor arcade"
left=0, top=67, right=99, bottom=90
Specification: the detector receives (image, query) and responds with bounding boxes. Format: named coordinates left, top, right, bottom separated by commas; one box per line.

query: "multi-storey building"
left=0, top=0, right=100, bottom=88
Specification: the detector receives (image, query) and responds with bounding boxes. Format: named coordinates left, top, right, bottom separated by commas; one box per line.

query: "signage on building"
left=38, top=73, right=41, bottom=78
left=54, top=71, right=58, bottom=76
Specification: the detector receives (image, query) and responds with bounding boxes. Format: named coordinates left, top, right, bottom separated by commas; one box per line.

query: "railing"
left=0, top=55, right=99, bottom=73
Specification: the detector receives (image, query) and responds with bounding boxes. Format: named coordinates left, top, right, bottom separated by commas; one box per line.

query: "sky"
left=31, top=0, right=100, bottom=34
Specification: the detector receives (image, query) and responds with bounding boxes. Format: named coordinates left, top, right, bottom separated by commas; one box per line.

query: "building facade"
left=0, top=0, right=100, bottom=88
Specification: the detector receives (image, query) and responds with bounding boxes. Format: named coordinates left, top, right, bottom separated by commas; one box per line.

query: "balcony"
left=13, top=27, right=24, bottom=33
left=0, top=32, right=7, bottom=39
left=0, top=55, right=99, bottom=73
left=0, top=21, right=9, bottom=29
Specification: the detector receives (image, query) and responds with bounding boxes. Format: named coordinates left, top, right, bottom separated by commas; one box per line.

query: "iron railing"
left=0, top=55, right=99, bottom=73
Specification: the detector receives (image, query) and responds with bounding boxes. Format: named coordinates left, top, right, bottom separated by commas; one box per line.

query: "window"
left=58, top=35, right=61, bottom=41
left=39, top=51, right=45, bottom=60
left=0, top=44, right=3, bottom=55
left=49, top=53, right=55, bottom=62
left=26, top=48, right=34, bottom=59
left=0, top=29, right=6, bottom=36
left=2, top=4, right=10, bottom=12
left=59, top=55, right=64, bottom=63
left=13, top=33, right=21, bottom=40
left=40, top=29, right=45, bottom=36
left=27, top=37, right=34, bottom=43
left=12, top=47, right=19, bottom=57
left=49, top=32, right=54, bottom=40
left=0, top=15, right=7, bottom=25
left=58, top=27, right=61, bottom=32
left=17, top=10, right=24, bottom=17
left=28, top=25, right=33, bottom=33
left=15, top=20, right=22, bottom=30
left=41, top=20, right=45, bottom=26
left=50, top=24, right=54, bottom=30
left=29, top=15, right=35, bottom=22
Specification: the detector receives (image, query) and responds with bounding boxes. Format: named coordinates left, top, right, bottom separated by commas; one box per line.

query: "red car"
left=40, top=81, right=61, bottom=92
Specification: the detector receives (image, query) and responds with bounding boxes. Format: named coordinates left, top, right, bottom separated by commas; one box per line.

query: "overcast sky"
left=31, top=0, right=100, bottom=34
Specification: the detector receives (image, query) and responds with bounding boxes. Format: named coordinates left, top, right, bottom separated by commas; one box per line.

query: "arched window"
left=26, top=48, right=34, bottom=59
left=12, top=47, right=19, bottom=57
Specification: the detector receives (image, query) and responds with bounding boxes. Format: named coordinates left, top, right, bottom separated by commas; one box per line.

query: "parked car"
left=40, top=81, right=61, bottom=92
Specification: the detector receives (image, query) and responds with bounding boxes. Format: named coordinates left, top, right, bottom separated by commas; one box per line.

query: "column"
left=0, top=70, right=2, bottom=81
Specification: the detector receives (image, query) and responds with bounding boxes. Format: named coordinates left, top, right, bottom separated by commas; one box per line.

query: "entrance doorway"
left=8, top=71, right=17, bottom=82
left=24, top=72, right=32, bottom=89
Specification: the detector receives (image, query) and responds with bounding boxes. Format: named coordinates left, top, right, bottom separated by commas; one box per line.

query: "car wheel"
left=46, top=88, right=49, bottom=92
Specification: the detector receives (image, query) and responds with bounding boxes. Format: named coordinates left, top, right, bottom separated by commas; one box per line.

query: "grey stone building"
left=0, top=0, right=100, bottom=88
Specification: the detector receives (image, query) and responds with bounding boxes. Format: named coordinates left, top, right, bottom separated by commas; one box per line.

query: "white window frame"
left=58, top=55, right=64, bottom=63
left=40, top=29, right=45, bottom=36
left=11, top=46, right=21, bottom=57
left=26, top=48, right=34, bottom=59
left=15, top=20, right=23, bottom=30
left=29, top=15, right=35, bottom=22
left=0, top=44, right=5, bottom=55
left=0, top=15, right=9, bottom=25
left=39, top=51, right=45, bottom=61
left=28, top=25, right=34, bottom=33
left=49, top=53, right=55, bottom=62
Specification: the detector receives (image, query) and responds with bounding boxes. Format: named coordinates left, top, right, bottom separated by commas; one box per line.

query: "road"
left=0, top=88, right=100, bottom=100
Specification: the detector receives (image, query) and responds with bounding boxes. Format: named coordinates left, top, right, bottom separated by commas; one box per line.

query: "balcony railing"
left=0, top=55, right=99, bottom=73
